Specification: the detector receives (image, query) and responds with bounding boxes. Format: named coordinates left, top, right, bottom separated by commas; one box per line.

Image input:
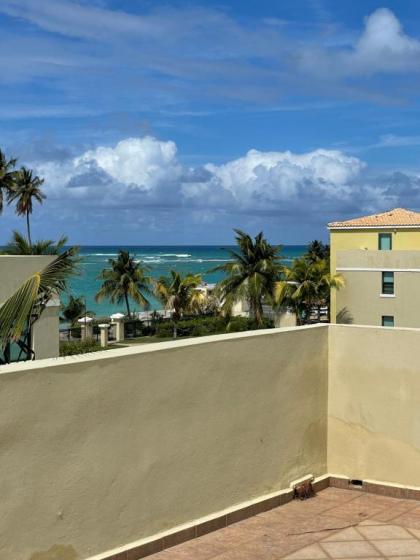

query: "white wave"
left=87, top=253, right=119, bottom=256
left=160, top=253, right=191, bottom=258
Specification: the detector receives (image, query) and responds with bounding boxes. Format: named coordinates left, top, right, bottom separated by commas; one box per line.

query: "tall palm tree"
left=95, top=250, right=151, bottom=317
left=306, top=240, right=330, bottom=264
left=0, top=150, right=17, bottom=214
left=214, top=230, right=283, bottom=326
left=274, top=258, right=344, bottom=324
left=1, top=230, right=68, bottom=255
left=60, top=295, right=91, bottom=326
left=0, top=247, right=80, bottom=357
left=155, top=271, right=204, bottom=338
left=7, top=167, right=46, bottom=245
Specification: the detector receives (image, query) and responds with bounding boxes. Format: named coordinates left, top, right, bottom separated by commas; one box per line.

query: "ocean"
left=69, top=245, right=307, bottom=317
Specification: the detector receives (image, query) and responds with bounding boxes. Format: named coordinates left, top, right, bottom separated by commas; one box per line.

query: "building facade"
left=329, top=208, right=420, bottom=328
left=0, top=255, right=60, bottom=362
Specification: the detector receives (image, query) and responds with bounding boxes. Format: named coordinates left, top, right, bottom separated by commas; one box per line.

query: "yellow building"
left=329, top=207, right=420, bottom=327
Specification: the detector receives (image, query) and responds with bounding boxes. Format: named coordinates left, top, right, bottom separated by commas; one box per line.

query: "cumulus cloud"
left=32, top=137, right=367, bottom=214
left=3, top=134, right=420, bottom=243
left=28, top=135, right=419, bottom=220
left=299, top=8, right=420, bottom=79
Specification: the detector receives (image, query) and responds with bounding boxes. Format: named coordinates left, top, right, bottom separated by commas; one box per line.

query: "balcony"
left=1, top=323, right=420, bottom=559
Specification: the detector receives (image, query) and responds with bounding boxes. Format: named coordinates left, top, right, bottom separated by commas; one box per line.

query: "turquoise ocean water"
left=69, top=245, right=307, bottom=317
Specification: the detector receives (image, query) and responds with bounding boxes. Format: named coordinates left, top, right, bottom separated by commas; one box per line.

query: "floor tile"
left=322, top=527, right=364, bottom=542
left=393, top=514, right=420, bottom=530
left=371, top=538, right=420, bottom=556
left=321, top=540, right=381, bottom=558
left=285, top=543, right=328, bottom=559
left=357, top=524, right=413, bottom=540
left=146, top=488, right=420, bottom=560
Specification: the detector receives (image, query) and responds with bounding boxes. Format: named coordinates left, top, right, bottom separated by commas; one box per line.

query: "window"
left=378, top=233, right=392, bottom=250
left=382, top=271, right=394, bottom=295
left=382, top=315, right=394, bottom=327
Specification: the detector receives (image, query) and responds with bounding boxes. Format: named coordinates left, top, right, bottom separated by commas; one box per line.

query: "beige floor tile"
left=371, top=538, right=420, bottom=556
left=392, top=514, right=420, bottom=530
left=321, top=540, right=381, bottom=558
left=357, top=524, right=413, bottom=540
left=322, top=527, right=364, bottom=542
left=408, top=528, right=420, bottom=539
left=285, top=543, right=328, bottom=559
left=383, top=557, right=420, bottom=560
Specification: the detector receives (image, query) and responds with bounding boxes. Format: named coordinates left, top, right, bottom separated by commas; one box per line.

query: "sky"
left=1, top=0, right=420, bottom=245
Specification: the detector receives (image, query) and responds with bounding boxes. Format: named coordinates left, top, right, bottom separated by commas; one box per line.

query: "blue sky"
left=1, top=0, right=420, bottom=244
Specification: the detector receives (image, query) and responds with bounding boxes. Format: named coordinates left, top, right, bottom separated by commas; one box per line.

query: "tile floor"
left=146, top=487, right=420, bottom=559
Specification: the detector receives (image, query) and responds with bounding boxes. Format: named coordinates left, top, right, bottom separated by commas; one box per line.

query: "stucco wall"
left=328, top=324, right=420, bottom=487
left=0, top=255, right=59, bottom=359
left=0, top=326, right=328, bottom=560
left=330, top=229, right=420, bottom=321
left=335, top=251, right=420, bottom=327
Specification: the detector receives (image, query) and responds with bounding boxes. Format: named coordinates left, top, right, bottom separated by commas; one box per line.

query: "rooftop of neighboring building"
left=328, top=208, right=420, bottom=229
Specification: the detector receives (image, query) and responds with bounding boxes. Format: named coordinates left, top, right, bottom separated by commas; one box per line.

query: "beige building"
left=0, top=255, right=60, bottom=363
left=329, top=207, right=420, bottom=327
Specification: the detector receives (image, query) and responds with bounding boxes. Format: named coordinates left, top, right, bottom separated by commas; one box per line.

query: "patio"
left=147, top=488, right=420, bottom=560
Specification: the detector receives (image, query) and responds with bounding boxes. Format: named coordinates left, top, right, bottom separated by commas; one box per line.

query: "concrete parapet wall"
left=0, top=326, right=328, bottom=559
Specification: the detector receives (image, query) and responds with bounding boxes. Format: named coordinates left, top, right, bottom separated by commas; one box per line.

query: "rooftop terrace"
left=1, top=323, right=420, bottom=560
left=148, top=486, right=420, bottom=560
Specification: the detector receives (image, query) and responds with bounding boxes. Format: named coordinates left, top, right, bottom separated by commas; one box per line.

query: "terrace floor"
left=148, top=487, right=420, bottom=560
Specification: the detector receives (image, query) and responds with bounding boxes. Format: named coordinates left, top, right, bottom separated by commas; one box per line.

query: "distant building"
left=329, top=207, right=420, bottom=328
left=0, top=256, right=60, bottom=363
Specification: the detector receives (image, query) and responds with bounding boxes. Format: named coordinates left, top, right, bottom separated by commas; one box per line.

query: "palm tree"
left=7, top=167, right=46, bottom=245
left=306, top=240, right=330, bottom=263
left=154, top=271, right=204, bottom=338
left=60, top=295, right=91, bottom=326
left=274, top=258, right=344, bottom=324
left=0, top=247, right=80, bottom=358
left=1, top=230, right=68, bottom=255
left=0, top=150, right=17, bottom=214
left=213, top=230, right=283, bottom=326
left=95, top=250, right=151, bottom=317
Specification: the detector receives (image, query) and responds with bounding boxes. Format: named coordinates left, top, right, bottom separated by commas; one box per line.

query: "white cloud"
left=75, top=137, right=181, bottom=192
left=32, top=136, right=369, bottom=215
left=182, top=149, right=364, bottom=210
left=299, top=8, right=420, bottom=79
left=4, top=134, right=420, bottom=243
left=355, top=8, right=420, bottom=72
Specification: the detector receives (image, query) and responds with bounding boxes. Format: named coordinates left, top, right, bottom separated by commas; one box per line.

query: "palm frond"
left=0, top=248, right=79, bottom=346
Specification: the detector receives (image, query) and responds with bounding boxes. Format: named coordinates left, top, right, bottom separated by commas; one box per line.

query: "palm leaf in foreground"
left=0, top=248, right=79, bottom=347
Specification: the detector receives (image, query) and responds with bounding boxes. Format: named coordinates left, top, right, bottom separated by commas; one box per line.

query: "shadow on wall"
left=336, top=307, right=353, bottom=325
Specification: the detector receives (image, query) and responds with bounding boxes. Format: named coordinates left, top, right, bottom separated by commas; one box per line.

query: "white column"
left=99, top=324, right=110, bottom=347
left=110, top=313, right=125, bottom=342
left=78, top=316, right=93, bottom=340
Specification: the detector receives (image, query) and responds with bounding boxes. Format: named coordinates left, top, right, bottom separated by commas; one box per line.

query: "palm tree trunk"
left=26, top=210, right=31, bottom=246
left=253, top=299, right=263, bottom=327
left=124, top=292, right=131, bottom=318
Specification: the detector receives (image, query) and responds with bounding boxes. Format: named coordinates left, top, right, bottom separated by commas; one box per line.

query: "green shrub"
left=226, top=316, right=274, bottom=332
left=155, top=315, right=273, bottom=338
left=60, top=338, right=103, bottom=357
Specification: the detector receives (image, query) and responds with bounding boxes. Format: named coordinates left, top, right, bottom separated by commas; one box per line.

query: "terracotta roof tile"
left=328, top=208, right=420, bottom=229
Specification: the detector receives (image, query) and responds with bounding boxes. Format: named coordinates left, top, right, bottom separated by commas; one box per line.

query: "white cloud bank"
left=3, top=134, right=420, bottom=243
left=34, top=137, right=365, bottom=212
left=30, top=136, right=420, bottom=221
